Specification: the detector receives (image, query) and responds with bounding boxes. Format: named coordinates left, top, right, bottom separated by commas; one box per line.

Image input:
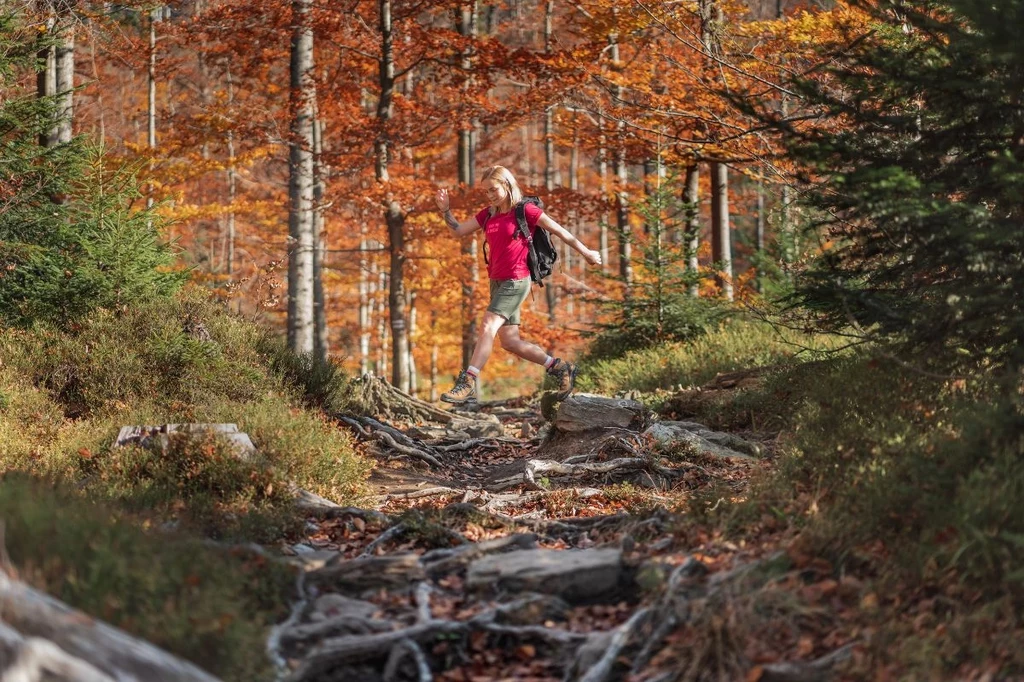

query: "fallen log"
left=525, top=457, right=681, bottom=488
left=0, top=621, right=115, bottom=682
left=0, top=570, right=220, bottom=682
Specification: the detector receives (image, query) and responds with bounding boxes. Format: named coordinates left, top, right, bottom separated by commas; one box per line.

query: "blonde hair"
left=480, top=165, right=523, bottom=206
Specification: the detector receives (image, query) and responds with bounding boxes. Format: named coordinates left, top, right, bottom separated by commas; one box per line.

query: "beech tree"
left=286, top=0, right=316, bottom=355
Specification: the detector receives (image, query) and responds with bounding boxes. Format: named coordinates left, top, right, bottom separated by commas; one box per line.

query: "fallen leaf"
left=515, top=644, right=536, bottom=660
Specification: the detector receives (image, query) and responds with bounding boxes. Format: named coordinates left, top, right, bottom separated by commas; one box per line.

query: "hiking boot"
left=441, top=370, right=477, bottom=404
left=547, top=358, right=578, bottom=400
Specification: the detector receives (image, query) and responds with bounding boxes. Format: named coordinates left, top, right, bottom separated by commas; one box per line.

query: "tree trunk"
left=147, top=10, right=157, bottom=213
left=387, top=201, right=409, bottom=391
left=287, top=0, right=316, bottom=355
left=542, top=0, right=558, bottom=323
left=54, top=20, right=73, bottom=144
left=376, top=0, right=410, bottom=391
left=709, top=161, right=733, bottom=301
left=36, top=13, right=56, bottom=148
left=430, top=311, right=439, bottom=402
left=609, top=35, right=631, bottom=293
left=683, top=163, right=700, bottom=298
left=777, top=0, right=793, bottom=267
left=756, top=177, right=765, bottom=293
left=598, top=134, right=609, bottom=270
left=313, top=114, right=329, bottom=362
left=359, top=231, right=371, bottom=375
left=408, top=290, right=418, bottom=396
left=457, top=3, right=478, bottom=370
left=566, top=113, right=579, bottom=316
left=225, top=64, right=237, bottom=276
left=378, top=271, right=389, bottom=377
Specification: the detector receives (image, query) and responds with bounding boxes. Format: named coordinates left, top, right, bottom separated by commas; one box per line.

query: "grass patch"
left=0, top=475, right=295, bottom=681
left=579, top=315, right=842, bottom=396
left=0, top=286, right=370, bottom=540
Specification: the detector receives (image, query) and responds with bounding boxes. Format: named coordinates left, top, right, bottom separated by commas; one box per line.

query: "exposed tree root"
left=574, top=607, right=651, bottom=682
left=759, top=644, right=855, bottom=682
left=346, top=374, right=456, bottom=424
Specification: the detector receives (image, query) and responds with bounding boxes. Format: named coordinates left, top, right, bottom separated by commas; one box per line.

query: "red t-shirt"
left=474, top=203, right=544, bottom=280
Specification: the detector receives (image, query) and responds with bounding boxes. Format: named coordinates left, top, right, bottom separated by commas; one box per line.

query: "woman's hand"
left=584, top=248, right=602, bottom=266
left=435, top=188, right=450, bottom=212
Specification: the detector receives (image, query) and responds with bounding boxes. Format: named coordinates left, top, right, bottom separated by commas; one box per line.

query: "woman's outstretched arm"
left=436, top=188, right=481, bottom=237
left=536, top=213, right=602, bottom=266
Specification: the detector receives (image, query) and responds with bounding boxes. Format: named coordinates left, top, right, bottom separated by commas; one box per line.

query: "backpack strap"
left=514, top=201, right=533, bottom=244
left=515, top=200, right=545, bottom=288
left=481, top=208, right=493, bottom=265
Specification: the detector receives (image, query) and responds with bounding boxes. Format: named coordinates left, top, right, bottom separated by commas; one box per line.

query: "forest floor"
left=275, top=377, right=870, bottom=682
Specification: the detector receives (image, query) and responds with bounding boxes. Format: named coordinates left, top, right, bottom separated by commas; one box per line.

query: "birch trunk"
left=225, top=64, right=237, bottom=276
left=358, top=232, right=371, bottom=375
left=598, top=135, right=609, bottom=270
left=147, top=10, right=157, bottom=213
left=566, top=114, right=579, bottom=316
left=609, top=33, right=631, bottom=293
left=54, top=20, right=73, bottom=145
left=36, top=17, right=56, bottom=148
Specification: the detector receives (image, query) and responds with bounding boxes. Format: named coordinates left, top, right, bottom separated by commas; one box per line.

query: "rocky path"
left=266, top=378, right=856, bottom=682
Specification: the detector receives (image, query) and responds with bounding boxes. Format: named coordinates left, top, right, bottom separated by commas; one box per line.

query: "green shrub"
left=256, top=332, right=354, bottom=413
left=583, top=295, right=731, bottom=363
left=1, top=287, right=277, bottom=419
left=96, top=430, right=297, bottom=541
left=761, top=354, right=1024, bottom=599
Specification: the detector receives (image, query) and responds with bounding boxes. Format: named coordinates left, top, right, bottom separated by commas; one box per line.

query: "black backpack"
left=482, top=196, right=558, bottom=287
left=516, top=197, right=558, bottom=287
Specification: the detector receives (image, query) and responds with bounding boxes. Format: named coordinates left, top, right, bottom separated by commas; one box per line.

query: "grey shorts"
left=487, top=278, right=531, bottom=326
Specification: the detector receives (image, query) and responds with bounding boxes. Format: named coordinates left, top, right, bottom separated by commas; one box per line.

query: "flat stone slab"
left=467, top=548, right=623, bottom=603
left=644, top=421, right=758, bottom=459
left=115, top=424, right=256, bottom=459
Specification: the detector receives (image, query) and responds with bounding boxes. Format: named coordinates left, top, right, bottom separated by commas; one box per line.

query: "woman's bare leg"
left=497, top=325, right=548, bottom=365
left=468, top=312, right=509, bottom=371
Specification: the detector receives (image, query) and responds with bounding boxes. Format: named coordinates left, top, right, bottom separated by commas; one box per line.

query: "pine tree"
left=0, top=14, right=182, bottom=327
left=777, top=0, right=1024, bottom=370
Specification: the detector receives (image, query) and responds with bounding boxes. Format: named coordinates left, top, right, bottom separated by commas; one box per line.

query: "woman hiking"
left=435, top=165, right=602, bottom=405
